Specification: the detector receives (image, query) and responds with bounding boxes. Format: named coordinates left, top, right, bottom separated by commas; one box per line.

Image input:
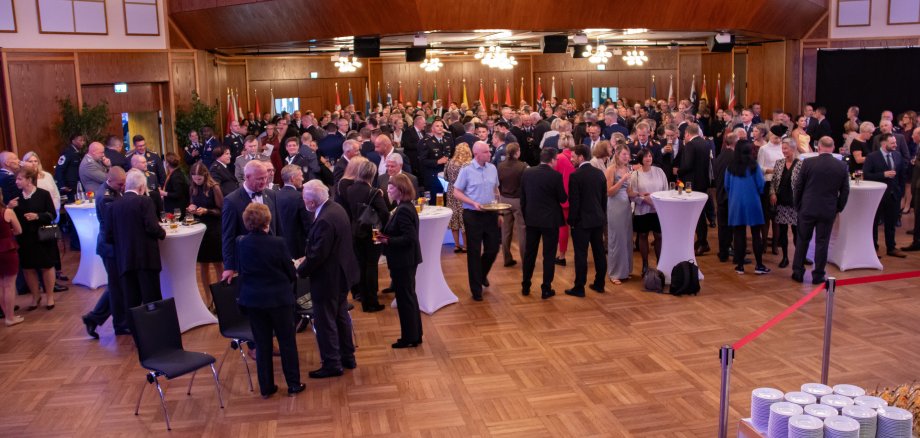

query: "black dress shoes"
left=791, top=272, right=804, bottom=283
left=287, top=383, right=306, bottom=395
left=362, top=304, right=385, bottom=313
left=812, top=275, right=826, bottom=285
left=564, top=289, right=585, bottom=298
left=342, top=359, right=357, bottom=369
left=778, top=257, right=789, bottom=268
left=81, top=315, right=99, bottom=339
left=308, top=367, right=344, bottom=379
left=114, top=328, right=132, bottom=336
left=381, top=287, right=395, bottom=293
left=901, top=243, right=920, bottom=252
left=588, top=283, right=605, bottom=294
left=261, top=385, right=278, bottom=399
left=472, top=295, right=483, bottom=302
left=554, top=258, right=566, bottom=266
left=53, top=283, right=69, bottom=292
left=541, top=289, right=556, bottom=300
left=504, top=260, right=517, bottom=267
left=481, top=278, right=490, bottom=287
left=391, top=339, right=420, bottom=349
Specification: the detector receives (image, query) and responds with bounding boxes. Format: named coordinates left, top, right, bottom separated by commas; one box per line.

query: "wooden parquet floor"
left=2, top=217, right=919, bottom=437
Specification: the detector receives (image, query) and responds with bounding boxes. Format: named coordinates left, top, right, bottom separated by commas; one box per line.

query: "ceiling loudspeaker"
left=354, top=37, right=380, bottom=58
left=406, top=47, right=427, bottom=62
left=572, top=44, right=587, bottom=58
left=542, top=35, right=568, bottom=54
left=706, top=33, right=735, bottom=53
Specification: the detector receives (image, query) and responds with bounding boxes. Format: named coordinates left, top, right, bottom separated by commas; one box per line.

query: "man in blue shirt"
left=453, top=141, right=501, bottom=301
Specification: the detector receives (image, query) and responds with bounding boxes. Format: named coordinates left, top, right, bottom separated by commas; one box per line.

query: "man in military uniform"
left=201, top=126, right=220, bottom=168
left=130, top=154, right=164, bottom=216
left=418, top=119, right=454, bottom=204
left=55, top=133, right=86, bottom=250
left=223, top=120, right=245, bottom=166
left=627, top=122, right=663, bottom=167
left=125, top=135, right=165, bottom=185
left=183, top=129, right=209, bottom=167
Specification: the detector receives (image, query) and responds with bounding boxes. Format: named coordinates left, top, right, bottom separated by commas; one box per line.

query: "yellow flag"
left=462, top=80, right=469, bottom=107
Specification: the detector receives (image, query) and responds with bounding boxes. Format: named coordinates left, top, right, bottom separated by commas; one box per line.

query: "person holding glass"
left=628, top=148, right=668, bottom=275
left=161, top=152, right=190, bottom=221
left=11, top=167, right=60, bottom=310
left=605, top=145, right=633, bottom=284
left=187, top=162, right=224, bottom=308
left=339, top=159, right=388, bottom=313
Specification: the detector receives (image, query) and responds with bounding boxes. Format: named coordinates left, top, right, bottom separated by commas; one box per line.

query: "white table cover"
left=807, top=180, right=886, bottom=271
left=651, top=191, right=707, bottom=283
left=63, top=202, right=107, bottom=289
left=158, top=224, right=217, bottom=332
left=390, top=206, right=458, bottom=314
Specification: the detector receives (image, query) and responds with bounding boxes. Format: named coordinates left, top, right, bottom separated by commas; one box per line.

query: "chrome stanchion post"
left=718, top=344, right=734, bottom=438
left=820, top=277, right=836, bottom=385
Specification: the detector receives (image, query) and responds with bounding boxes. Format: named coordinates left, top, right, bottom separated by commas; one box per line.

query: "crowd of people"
left=0, top=91, right=917, bottom=398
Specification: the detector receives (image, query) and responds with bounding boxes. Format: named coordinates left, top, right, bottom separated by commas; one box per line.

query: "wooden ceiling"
left=168, top=0, right=828, bottom=51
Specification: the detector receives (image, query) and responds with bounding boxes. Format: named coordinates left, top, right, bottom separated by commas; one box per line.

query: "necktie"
left=251, top=191, right=263, bottom=199
left=886, top=153, right=894, bottom=170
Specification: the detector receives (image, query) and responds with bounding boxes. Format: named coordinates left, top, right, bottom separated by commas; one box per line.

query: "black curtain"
left=815, top=47, right=920, bottom=144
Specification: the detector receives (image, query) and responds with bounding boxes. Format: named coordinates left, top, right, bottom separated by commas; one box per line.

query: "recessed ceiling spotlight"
left=623, top=28, right=648, bottom=35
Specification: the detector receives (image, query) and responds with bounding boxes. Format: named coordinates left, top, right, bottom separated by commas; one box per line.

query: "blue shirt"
left=454, top=159, right=499, bottom=210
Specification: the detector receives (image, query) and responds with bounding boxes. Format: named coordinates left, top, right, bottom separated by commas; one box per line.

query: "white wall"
left=831, top=0, right=920, bottom=39
left=0, top=0, right=166, bottom=49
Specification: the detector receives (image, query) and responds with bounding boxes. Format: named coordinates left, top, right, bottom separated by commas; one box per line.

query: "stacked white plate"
left=784, top=391, right=817, bottom=407
left=823, top=415, right=860, bottom=438
left=801, top=383, right=834, bottom=398
left=833, top=384, right=866, bottom=398
left=786, top=414, right=823, bottom=438
left=875, top=406, right=913, bottom=438
left=767, top=402, right=804, bottom=438
left=852, top=395, right=887, bottom=409
left=752, top=387, right=785, bottom=431
left=821, top=394, right=855, bottom=412
left=804, top=403, right=839, bottom=419
left=841, top=405, right=877, bottom=438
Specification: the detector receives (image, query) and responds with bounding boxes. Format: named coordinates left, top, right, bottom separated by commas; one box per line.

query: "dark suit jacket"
left=341, top=181, right=389, bottom=237
left=567, top=163, right=607, bottom=229
left=296, top=201, right=360, bottom=296
left=401, top=128, right=425, bottom=173
left=678, top=136, right=712, bottom=190
left=221, top=186, right=280, bottom=271
left=712, top=148, right=736, bottom=204
left=95, top=182, right=121, bottom=259
left=332, top=157, right=349, bottom=187
left=814, top=118, right=832, bottom=141
left=0, top=169, right=21, bottom=205
left=520, top=163, right=567, bottom=228
left=456, top=133, right=478, bottom=148
left=793, top=153, right=850, bottom=221
left=863, top=149, right=905, bottom=199
left=162, top=169, right=190, bottom=217
left=382, top=201, right=422, bottom=269
left=533, top=120, right=552, bottom=147
left=804, top=117, right=819, bottom=138
left=377, top=172, right=419, bottom=205
left=449, top=122, right=466, bottom=140
left=276, top=185, right=311, bottom=258
left=870, top=133, right=910, bottom=170
left=209, top=162, right=238, bottom=201
left=237, top=232, right=296, bottom=308
left=105, top=191, right=166, bottom=275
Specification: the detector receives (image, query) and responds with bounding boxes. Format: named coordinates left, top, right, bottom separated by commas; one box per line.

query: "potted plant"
left=175, top=91, right=218, bottom=149
left=54, top=97, right=110, bottom=146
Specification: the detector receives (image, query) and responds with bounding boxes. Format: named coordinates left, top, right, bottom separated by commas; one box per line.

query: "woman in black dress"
left=187, top=161, right=223, bottom=308
left=161, top=152, right=189, bottom=219
left=12, top=167, right=59, bottom=310
left=377, top=174, right=423, bottom=348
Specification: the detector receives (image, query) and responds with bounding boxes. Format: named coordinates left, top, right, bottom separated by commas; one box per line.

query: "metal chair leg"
left=134, top=376, right=149, bottom=415
left=216, top=342, right=233, bottom=377
left=186, top=370, right=197, bottom=395
left=236, top=340, right=254, bottom=392
left=153, top=376, right=171, bottom=431
left=209, top=363, right=225, bottom=408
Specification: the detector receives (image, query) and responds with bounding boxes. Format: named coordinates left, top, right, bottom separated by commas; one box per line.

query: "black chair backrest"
left=210, top=281, right=247, bottom=336
left=129, top=298, right=183, bottom=363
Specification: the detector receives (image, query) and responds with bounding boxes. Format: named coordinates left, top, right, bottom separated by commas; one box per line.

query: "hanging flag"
left=550, top=76, right=557, bottom=101
left=432, top=81, right=439, bottom=101
left=417, top=80, right=423, bottom=105
left=398, top=81, right=404, bottom=103
left=492, top=79, right=499, bottom=104
left=727, top=74, right=736, bottom=109
left=225, top=88, right=235, bottom=134
left=236, top=89, right=244, bottom=122
left=461, top=79, right=468, bottom=107
left=714, top=74, right=721, bottom=113
left=334, top=83, right=341, bottom=111
left=569, top=78, right=575, bottom=99
left=376, top=81, right=382, bottom=106
left=668, top=75, right=674, bottom=101
left=519, top=77, right=524, bottom=106
left=230, top=89, right=239, bottom=123
left=348, top=83, right=354, bottom=106
left=689, top=75, right=698, bottom=107
left=253, top=89, right=261, bottom=120
left=478, top=79, right=485, bottom=106
left=364, top=81, right=371, bottom=115
left=505, top=80, right=511, bottom=106
left=446, top=79, right=452, bottom=105
left=650, top=75, right=657, bottom=100
left=269, top=88, right=275, bottom=117
left=700, top=75, right=709, bottom=103
left=386, top=82, right=393, bottom=106
left=536, top=77, right=544, bottom=103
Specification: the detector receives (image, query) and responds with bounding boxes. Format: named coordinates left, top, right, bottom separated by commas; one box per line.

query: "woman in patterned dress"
left=445, top=143, right=472, bottom=253
left=769, top=138, right=802, bottom=269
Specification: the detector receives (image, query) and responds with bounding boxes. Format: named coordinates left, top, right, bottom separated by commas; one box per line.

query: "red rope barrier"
left=731, top=270, right=920, bottom=351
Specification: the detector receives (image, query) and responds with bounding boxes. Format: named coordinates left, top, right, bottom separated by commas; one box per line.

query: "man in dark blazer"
left=401, top=116, right=427, bottom=178
left=863, top=133, right=907, bottom=258
left=332, top=140, right=361, bottom=188
left=677, top=124, right=712, bottom=254
left=0, top=151, right=22, bottom=204
left=520, top=148, right=568, bottom=299
left=870, top=120, right=910, bottom=167
left=105, top=169, right=166, bottom=308
left=713, top=131, right=741, bottom=262
left=455, top=122, right=479, bottom=149
left=376, top=155, right=419, bottom=206
left=209, top=145, right=239, bottom=199
left=220, top=160, right=280, bottom=283
left=813, top=107, right=832, bottom=141
left=277, top=165, right=311, bottom=259
left=297, top=180, right=359, bottom=378
left=792, top=137, right=850, bottom=284
left=82, top=167, right=127, bottom=338
left=530, top=112, right=552, bottom=147
left=802, top=104, right=818, bottom=138
left=565, top=145, right=607, bottom=297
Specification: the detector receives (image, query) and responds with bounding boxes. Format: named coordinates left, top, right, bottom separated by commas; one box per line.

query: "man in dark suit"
left=531, top=112, right=552, bottom=147
left=864, top=133, right=907, bottom=258
left=81, top=167, right=127, bottom=338
left=870, top=120, right=910, bottom=166
left=802, top=104, right=818, bottom=138
left=277, top=165, right=311, bottom=259
left=813, top=107, right=832, bottom=141
left=565, top=145, right=607, bottom=297
left=520, top=148, right=568, bottom=299
left=374, top=134, right=412, bottom=177
left=317, top=122, right=346, bottom=162
left=105, top=169, right=166, bottom=308
left=224, top=120, right=246, bottom=166
left=447, top=112, right=466, bottom=140
left=660, top=124, right=681, bottom=183
left=713, top=131, right=741, bottom=262
left=401, top=116, right=427, bottom=178
left=209, top=145, right=238, bottom=200
left=792, top=136, right=850, bottom=284
left=376, top=154, right=419, bottom=205
left=220, top=160, right=280, bottom=283
left=417, top=120, right=453, bottom=203
left=677, top=124, right=712, bottom=254
left=455, top=121, right=479, bottom=149
left=104, top=135, right=128, bottom=171
left=332, top=140, right=361, bottom=188
left=0, top=151, right=22, bottom=204
left=297, top=180, right=359, bottom=378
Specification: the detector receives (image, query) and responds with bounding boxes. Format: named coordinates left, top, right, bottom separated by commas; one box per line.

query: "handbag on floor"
left=642, top=268, right=665, bottom=293
left=669, top=260, right=700, bottom=296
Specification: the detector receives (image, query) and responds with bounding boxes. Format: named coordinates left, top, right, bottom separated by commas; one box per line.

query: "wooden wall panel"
left=7, top=60, right=78, bottom=170
left=801, top=46, right=820, bottom=106
left=699, top=52, right=733, bottom=108
left=171, top=59, right=197, bottom=110
left=678, top=48, right=702, bottom=104
left=196, top=51, right=218, bottom=108
left=745, top=42, right=788, bottom=113
left=246, top=57, right=365, bottom=81
left=77, top=52, right=170, bottom=85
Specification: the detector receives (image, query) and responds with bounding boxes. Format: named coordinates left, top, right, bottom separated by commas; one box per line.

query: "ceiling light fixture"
left=582, top=41, right=611, bottom=64
left=332, top=49, right=362, bottom=72
left=623, top=47, right=648, bottom=66
left=474, top=45, right=518, bottom=70
left=623, top=28, right=649, bottom=35
left=420, top=57, right=443, bottom=72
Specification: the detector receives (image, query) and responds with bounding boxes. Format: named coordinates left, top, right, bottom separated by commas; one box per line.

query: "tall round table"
left=807, top=180, right=886, bottom=271
left=63, top=202, right=107, bottom=289
left=158, top=223, right=217, bottom=332
left=651, top=191, right=707, bottom=284
left=390, top=206, right=458, bottom=314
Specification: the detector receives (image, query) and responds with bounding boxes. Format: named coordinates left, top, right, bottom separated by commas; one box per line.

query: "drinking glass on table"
left=423, top=191, right=431, bottom=205
left=669, top=182, right=676, bottom=191
left=160, top=212, right=168, bottom=223
left=685, top=182, right=693, bottom=194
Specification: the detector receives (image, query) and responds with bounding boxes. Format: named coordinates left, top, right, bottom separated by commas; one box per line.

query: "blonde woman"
left=769, top=138, right=802, bottom=268
left=605, top=145, right=633, bottom=284
left=590, top=140, right=611, bottom=171
left=22, top=151, right=66, bottom=286
left=445, top=143, right=472, bottom=252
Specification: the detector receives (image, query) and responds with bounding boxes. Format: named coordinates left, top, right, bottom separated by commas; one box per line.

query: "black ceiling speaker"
left=406, top=47, right=427, bottom=62
left=542, top=35, right=568, bottom=54
left=706, top=33, right=735, bottom=53
left=354, top=37, right=381, bottom=58
left=572, top=44, right=587, bottom=58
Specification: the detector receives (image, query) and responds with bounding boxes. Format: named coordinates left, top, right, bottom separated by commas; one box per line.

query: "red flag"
left=727, top=75, right=736, bottom=110
left=253, top=89, right=261, bottom=119
left=335, top=83, right=341, bottom=111
left=492, top=80, right=499, bottom=104
left=714, top=75, right=721, bottom=113
left=505, top=80, right=512, bottom=106
left=536, top=77, right=544, bottom=103
left=478, top=79, right=485, bottom=106
left=225, top=88, right=235, bottom=134
left=398, top=81, right=404, bottom=103
left=236, top=89, right=244, bottom=121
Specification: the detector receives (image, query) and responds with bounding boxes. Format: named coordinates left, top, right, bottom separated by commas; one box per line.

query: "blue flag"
left=376, top=82, right=382, bottom=106
left=386, top=82, right=392, bottom=105
left=348, top=84, right=354, bottom=106
left=650, top=77, right=657, bottom=99
left=365, top=82, right=371, bottom=115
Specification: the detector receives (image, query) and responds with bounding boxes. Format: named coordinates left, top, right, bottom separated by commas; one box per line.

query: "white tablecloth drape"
left=63, top=202, right=107, bottom=289
left=807, top=180, right=886, bottom=271
left=390, top=206, right=458, bottom=315
left=158, top=224, right=217, bottom=332
left=651, top=191, right=707, bottom=283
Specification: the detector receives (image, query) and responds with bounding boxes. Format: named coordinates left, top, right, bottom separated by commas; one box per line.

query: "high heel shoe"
left=45, top=303, right=55, bottom=310
left=778, top=257, right=789, bottom=268
left=5, top=316, right=24, bottom=327
left=26, top=297, right=41, bottom=311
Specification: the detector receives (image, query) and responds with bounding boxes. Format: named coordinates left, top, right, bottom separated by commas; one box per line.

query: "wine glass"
left=669, top=182, right=676, bottom=191
left=685, top=182, right=693, bottom=194
left=423, top=191, right=431, bottom=205
left=159, top=212, right=168, bottom=224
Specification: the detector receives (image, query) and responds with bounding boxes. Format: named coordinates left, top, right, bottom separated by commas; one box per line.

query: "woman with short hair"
left=161, top=152, right=190, bottom=219
left=12, top=167, right=60, bottom=310
left=628, top=148, right=668, bottom=274
left=770, top=138, right=802, bottom=269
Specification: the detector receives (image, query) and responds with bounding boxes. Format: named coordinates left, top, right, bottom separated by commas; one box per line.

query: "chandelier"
left=420, top=57, right=443, bottom=72
left=623, top=47, right=648, bottom=66
left=582, top=43, right=611, bottom=64
left=475, top=45, right=518, bottom=70
left=332, top=50, right=362, bottom=73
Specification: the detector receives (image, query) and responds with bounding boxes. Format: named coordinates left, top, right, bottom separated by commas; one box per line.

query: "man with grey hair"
left=79, top=142, right=110, bottom=192
left=276, top=164, right=309, bottom=260
left=531, top=112, right=551, bottom=148
left=332, top=139, right=360, bottom=187
left=376, top=153, right=419, bottom=204
left=453, top=141, right=501, bottom=301
left=82, top=166, right=127, bottom=338
left=0, top=151, right=22, bottom=203
left=297, top=179, right=358, bottom=378
left=221, top=160, right=278, bottom=283
left=871, top=119, right=909, bottom=165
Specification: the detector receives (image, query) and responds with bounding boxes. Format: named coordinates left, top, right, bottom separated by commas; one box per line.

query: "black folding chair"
left=209, top=281, right=255, bottom=392
left=293, top=277, right=357, bottom=347
left=130, top=298, right=224, bottom=431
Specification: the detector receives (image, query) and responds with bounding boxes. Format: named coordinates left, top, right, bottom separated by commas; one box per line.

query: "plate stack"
left=804, top=403, right=839, bottom=419
left=786, top=415, right=823, bottom=438
left=801, top=383, right=834, bottom=398
left=823, top=415, right=861, bottom=438
left=833, top=384, right=866, bottom=398
left=853, top=395, right=887, bottom=409
left=841, top=405, right=877, bottom=438
left=752, top=388, right=785, bottom=431
left=875, top=406, right=913, bottom=438
left=784, top=391, right=817, bottom=407
left=767, top=402, right=804, bottom=438
left=821, top=394, right=855, bottom=412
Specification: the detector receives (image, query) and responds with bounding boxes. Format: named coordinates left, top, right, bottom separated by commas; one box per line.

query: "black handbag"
left=37, top=225, right=61, bottom=243
left=354, top=189, right=382, bottom=238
